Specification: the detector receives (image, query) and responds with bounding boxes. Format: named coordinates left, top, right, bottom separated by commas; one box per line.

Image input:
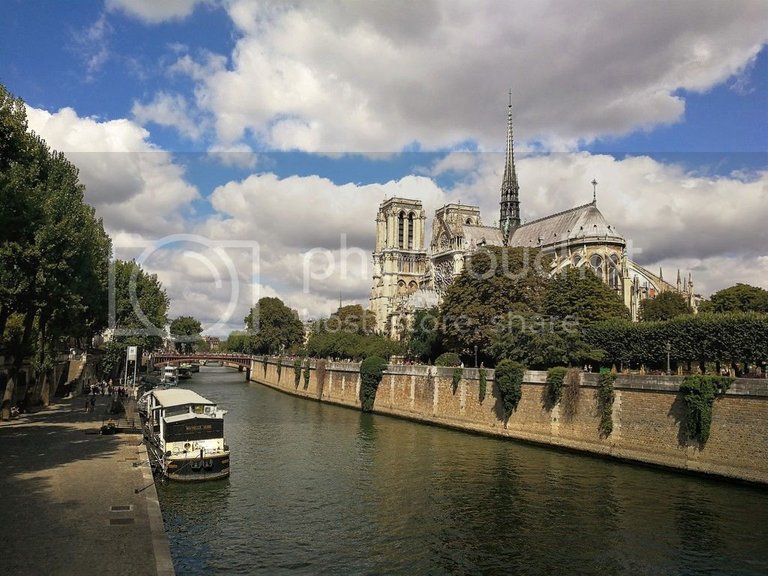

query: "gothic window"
left=572, top=254, right=582, bottom=267
left=465, top=218, right=472, bottom=225
left=408, top=281, right=417, bottom=292
left=397, top=280, right=406, bottom=294
left=408, top=212, right=414, bottom=249
left=590, top=254, right=603, bottom=276
left=398, top=211, right=405, bottom=248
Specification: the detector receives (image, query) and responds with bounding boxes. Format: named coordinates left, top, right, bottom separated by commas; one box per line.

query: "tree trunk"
left=0, top=304, right=9, bottom=337
left=0, top=370, right=15, bottom=419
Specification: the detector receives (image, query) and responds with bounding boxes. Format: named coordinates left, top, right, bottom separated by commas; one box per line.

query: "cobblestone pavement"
left=0, top=396, right=174, bottom=576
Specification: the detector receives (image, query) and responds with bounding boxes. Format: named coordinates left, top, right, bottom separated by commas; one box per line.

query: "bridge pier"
left=244, top=367, right=250, bottom=381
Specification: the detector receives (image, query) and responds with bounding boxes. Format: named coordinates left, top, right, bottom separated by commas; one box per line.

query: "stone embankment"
left=0, top=396, right=174, bottom=576
left=251, top=357, right=768, bottom=485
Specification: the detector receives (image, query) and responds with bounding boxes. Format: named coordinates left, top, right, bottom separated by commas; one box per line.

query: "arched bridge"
left=151, top=353, right=253, bottom=376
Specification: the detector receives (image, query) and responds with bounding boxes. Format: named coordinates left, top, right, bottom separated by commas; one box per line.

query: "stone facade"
left=251, top=357, right=768, bottom=485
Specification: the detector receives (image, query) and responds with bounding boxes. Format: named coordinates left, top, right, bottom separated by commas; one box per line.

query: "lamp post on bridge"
left=474, top=345, right=478, bottom=369
left=666, top=341, right=671, bottom=376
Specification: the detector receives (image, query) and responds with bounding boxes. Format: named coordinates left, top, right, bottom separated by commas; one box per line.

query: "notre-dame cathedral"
left=370, top=101, right=697, bottom=337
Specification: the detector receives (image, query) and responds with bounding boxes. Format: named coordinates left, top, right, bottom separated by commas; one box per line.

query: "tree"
left=244, top=297, right=304, bottom=355
left=324, top=304, right=377, bottom=335
left=440, top=246, right=551, bottom=354
left=699, top=283, right=768, bottom=314
left=169, top=316, right=203, bottom=353
left=543, top=267, right=630, bottom=324
left=101, top=260, right=169, bottom=381
left=406, top=306, right=444, bottom=363
left=638, top=291, right=693, bottom=322
left=1, top=84, right=113, bottom=415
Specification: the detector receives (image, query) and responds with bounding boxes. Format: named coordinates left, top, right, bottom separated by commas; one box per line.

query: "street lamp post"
left=666, top=341, right=671, bottom=376
left=474, top=345, right=478, bottom=368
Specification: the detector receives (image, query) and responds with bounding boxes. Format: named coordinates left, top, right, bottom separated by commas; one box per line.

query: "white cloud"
left=25, top=106, right=200, bottom=236
left=106, top=0, right=211, bottom=23
left=131, top=92, right=203, bottom=140
left=164, top=0, right=768, bottom=155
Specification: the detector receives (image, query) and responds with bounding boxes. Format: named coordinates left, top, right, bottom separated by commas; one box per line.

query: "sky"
left=1, top=0, right=767, bottom=335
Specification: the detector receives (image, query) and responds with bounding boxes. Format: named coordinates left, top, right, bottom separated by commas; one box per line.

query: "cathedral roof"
left=509, top=202, right=624, bottom=248
left=462, top=224, right=504, bottom=247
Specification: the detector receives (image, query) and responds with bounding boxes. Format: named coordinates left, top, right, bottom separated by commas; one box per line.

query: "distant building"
left=370, top=99, right=697, bottom=337
left=203, top=336, right=221, bottom=351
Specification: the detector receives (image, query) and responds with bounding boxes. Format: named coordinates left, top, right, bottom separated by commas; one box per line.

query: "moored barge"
left=142, top=388, right=230, bottom=481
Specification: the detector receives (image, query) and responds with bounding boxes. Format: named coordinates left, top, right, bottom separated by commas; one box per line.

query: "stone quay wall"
left=249, top=357, right=768, bottom=485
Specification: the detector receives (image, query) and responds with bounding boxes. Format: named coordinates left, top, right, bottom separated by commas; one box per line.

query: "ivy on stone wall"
left=452, top=367, right=463, bottom=394
left=562, top=368, right=581, bottom=419
left=495, top=360, right=525, bottom=420
left=294, top=358, right=302, bottom=387
left=479, top=368, right=487, bottom=403
left=360, top=356, right=387, bottom=412
left=303, top=362, right=311, bottom=389
left=545, top=367, right=568, bottom=408
left=680, top=375, right=733, bottom=445
left=262, top=355, right=268, bottom=376
left=597, top=370, right=616, bottom=437
left=276, top=357, right=283, bottom=381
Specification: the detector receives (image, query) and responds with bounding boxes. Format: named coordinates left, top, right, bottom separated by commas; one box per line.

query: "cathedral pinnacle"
left=500, top=90, right=520, bottom=244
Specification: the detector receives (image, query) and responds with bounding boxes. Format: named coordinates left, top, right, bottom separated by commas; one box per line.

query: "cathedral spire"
left=500, top=90, right=520, bottom=244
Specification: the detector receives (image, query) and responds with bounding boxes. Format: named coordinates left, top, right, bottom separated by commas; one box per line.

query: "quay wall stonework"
left=250, top=357, right=768, bottom=484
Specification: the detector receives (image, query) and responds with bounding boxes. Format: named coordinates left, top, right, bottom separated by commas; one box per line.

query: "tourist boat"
left=178, top=363, right=193, bottom=379
left=161, top=365, right=179, bottom=386
left=142, top=388, right=230, bottom=482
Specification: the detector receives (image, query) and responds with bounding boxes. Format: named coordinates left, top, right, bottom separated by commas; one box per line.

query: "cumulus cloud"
left=131, top=92, right=203, bottom=140
left=163, top=0, right=768, bottom=154
left=25, top=106, right=200, bottom=236
left=106, top=0, right=211, bottom=23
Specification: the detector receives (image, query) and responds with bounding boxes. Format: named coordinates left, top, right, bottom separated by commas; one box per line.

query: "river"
left=157, top=366, right=768, bottom=575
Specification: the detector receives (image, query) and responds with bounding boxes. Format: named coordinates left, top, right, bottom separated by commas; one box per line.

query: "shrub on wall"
left=452, top=367, right=463, bottom=394
left=597, top=369, right=616, bottom=437
left=495, top=360, right=525, bottom=420
left=303, top=361, right=311, bottom=389
left=562, top=368, right=582, bottom=419
left=478, top=367, right=487, bottom=403
left=435, top=352, right=461, bottom=367
left=359, top=356, right=387, bottom=412
left=262, top=355, right=268, bottom=376
left=294, top=358, right=303, bottom=387
left=545, top=367, right=568, bottom=408
left=679, top=375, right=733, bottom=445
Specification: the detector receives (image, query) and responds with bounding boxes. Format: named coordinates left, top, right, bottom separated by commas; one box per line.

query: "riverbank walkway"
left=0, top=395, right=174, bottom=576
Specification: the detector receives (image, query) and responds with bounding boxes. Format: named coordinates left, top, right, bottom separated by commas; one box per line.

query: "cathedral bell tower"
left=500, top=92, right=521, bottom=244
left=370, top=198, right=428, bottom=334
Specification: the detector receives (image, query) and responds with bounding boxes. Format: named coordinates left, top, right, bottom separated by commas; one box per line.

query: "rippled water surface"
left=158, top=367, right=768, bottom=575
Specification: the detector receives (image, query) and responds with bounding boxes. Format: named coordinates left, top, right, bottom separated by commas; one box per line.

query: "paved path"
left=0, top=395, right=174, bottom=576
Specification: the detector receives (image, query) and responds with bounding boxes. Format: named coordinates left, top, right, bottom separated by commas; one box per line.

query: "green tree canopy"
left=169, top=315, right=204, bottom=352
left=244, top=297, right=304, bottom=355
left=101, top=259, right=169, bottom=380
left=406, top=306, right=444, bottom=363
left=699, top=283, right=768, bottom=314
left=638, top=290, right=693, bottom=321
left=440, top=246, right=551, bottom=353
left=322, top=304, right=377, bottom=335
left=543, top=267, right=630, bottom=324
left=1, top=83, right=113, bottom=416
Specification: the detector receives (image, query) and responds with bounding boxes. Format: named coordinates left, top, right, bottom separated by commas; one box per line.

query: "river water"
left=158, top=366, right=768, bottom=575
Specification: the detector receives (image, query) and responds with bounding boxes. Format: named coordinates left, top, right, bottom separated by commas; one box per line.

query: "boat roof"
left=151, top=388, right=215, bottom=408
left=164, top=412, right=220, bottom=423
